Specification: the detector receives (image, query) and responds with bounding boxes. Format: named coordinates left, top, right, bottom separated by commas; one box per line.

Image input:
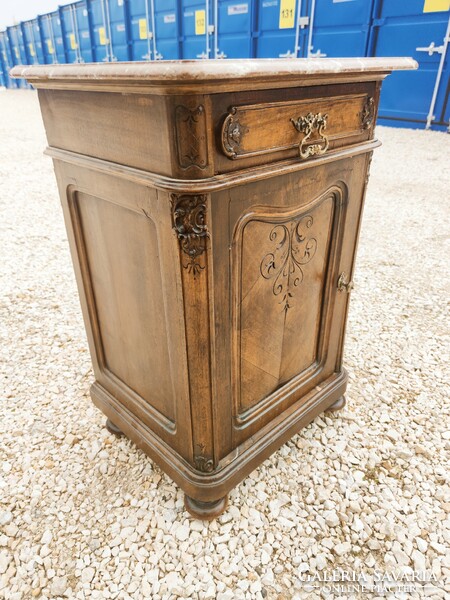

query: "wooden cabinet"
left=12, top=58, right=416, bottom=519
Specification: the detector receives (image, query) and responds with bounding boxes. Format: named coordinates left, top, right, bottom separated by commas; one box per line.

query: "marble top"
left=11, top=58, right=417, bottom=93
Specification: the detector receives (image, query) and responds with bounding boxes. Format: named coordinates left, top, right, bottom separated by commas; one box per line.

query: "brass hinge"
left=337, top=272, right=354, bottom=293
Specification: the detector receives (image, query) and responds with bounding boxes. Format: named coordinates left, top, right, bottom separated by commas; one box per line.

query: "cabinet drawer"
left=220, top=92, right=375, bottom=163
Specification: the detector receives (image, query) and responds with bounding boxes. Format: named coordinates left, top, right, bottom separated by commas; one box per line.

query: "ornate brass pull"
left=291, top=112, right=329, bottom=159
left=337, top=272, right=354, bottom=293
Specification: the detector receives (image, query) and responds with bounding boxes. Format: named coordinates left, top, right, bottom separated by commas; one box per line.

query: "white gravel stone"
left=0, top=90, right=448, bottom=600
left=334, top=542, right=352, bottom=556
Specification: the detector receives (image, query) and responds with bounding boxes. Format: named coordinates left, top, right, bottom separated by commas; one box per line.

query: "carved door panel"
left=231, top=182, right=348, bottom=435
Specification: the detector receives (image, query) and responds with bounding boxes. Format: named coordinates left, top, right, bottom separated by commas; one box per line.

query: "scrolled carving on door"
left=260, top=216, right=317, bottom=314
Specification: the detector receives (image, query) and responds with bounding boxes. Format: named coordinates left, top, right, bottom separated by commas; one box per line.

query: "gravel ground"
left=0, top=89, right=449, bottom=600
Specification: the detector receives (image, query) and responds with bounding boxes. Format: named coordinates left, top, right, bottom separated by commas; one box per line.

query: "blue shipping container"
left=1, top=0, right=448, bottom=130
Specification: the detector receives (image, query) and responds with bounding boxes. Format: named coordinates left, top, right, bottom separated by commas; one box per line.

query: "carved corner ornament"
left=171, top=194, right=210, bottom=278
left=221, top=107, right=248, bottom=159
left=175, top=104, right=208, bottom=169
left=291, top=112, right=329, bottom=159
left=193, top=443, right=214, bottom=473
left=361, top=96, right=375, bottom=130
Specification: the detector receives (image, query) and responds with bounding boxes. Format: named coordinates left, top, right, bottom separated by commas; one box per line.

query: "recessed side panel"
left=72, top=190, right=176, bottom=427
left=232, top=185, right=346, bottom=427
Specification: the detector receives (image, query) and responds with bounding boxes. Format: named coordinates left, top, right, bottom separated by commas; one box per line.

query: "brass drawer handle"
left=337, top=272, right=354, bottom=293
left=291, top=112, right=329, bottom=159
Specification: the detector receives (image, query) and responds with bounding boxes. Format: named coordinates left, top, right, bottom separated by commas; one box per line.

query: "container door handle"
left=416, top=41, right=444, bottom=56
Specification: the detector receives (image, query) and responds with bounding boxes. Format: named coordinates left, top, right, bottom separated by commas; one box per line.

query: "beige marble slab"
left=10, top=57, right=417, bottom=94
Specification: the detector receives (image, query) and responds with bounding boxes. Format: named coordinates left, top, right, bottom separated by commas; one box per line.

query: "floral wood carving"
left=171, top=194, right=209, bottom=277
left=194, top=443, right=214, bottom=473
left=260, top=215, right=317, bottom=313
left=361, top=96, right=375, bottom=130
left=221, top=107, right=248, bottom=159
left=175, top=105, right=208, bottom=169
left=194, top=455, right=214, bottom=473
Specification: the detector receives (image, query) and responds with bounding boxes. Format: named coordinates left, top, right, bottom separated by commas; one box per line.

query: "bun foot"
left=326, top=395, right=346, bottom=413
left=105, top=418, right=124, bottom=437
left=184, top=495, right=228, bottom=520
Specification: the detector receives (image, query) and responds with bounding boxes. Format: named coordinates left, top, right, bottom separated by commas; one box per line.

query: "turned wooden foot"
left=184, top=495, right=228, bottom=520
left=326, top=395, right=346, bottom=413
left=105, top=418, right=124, bottom=437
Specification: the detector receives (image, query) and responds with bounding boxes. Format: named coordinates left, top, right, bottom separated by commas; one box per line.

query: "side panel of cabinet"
left=210, top=154, right=370, bottom=456
left=52, top=160, right=193, bottom=461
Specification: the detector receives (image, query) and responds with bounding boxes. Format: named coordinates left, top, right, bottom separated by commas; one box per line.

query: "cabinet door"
left=219, top=155, right=368, bottom=448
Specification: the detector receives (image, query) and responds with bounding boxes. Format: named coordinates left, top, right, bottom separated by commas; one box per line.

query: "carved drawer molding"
left=220, top=94, right=373, bottom=161
left=175, top=105, right=208, bottom=170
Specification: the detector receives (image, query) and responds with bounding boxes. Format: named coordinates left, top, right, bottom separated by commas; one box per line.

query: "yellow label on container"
left=28, top=43, right=35, bottom=57
left=99, top=27, right=108, bottom=45
left=279, top=0, right=296, bottom=29
left=14, top=47, right=19, bottom=59
left=423, top=0, right=449, bottom=11
left=46, top=39, right=54, bottom=54
left=195, top=10, right=206, bottom=35
left=69, top=33, right=78, bottom=49
left=139, top=18, right=148, bottom=39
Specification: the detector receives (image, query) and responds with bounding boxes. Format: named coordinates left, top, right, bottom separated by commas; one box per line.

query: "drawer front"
left=220, top=93, right=375, bottom=162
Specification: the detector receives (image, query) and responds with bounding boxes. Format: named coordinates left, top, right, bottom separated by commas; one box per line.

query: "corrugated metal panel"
left=371, top=0, right=450, bottom=131
left=214, top=0, right=253, bottom=58
left=308, top=0, right=373, bottom=58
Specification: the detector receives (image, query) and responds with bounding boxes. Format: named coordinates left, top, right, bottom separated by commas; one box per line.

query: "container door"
left=75, top=1, right=94, bottom=63
left=129, top=0, right=153, bottom=60
left=90, top=0, right=111, bottom=61
left=49, top=13, right=67, bottom=64
left=153, top=0, right=181, bottom=59
left=214, top=0, right=253, bottom=58
left=39, top=15, right=57, bottom=63
left=305, top=0, right=373, bottom=58
left=255, top=0, right=301, bottom=58
left=0, top=32, right=17, bottom=88
left=60, top=5, right=82, bottom=62
left=22, top=20, right=45, bottom=64
left=181, top=0, right=213, bottom=58
left=108, top=0, right=129, bottom=61
left=7, top=26, right=29, bottom=88
left=372, top=0, right=450, bottom=130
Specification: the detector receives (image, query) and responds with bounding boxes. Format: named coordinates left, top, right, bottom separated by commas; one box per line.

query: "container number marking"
left=139, top=18, right=148, bottom=40
left=195, top=10, right=206, bottom=35
left=423, top=0, right=450, bottom=11
left=69, top=33, right=78, bottom=49
left=99, top=27, right=108, bottom=45
left=279, top=0, right=296, bottom=29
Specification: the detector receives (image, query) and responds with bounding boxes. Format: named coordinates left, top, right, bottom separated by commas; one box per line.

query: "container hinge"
left=298, top=16, right=309, bottom=29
